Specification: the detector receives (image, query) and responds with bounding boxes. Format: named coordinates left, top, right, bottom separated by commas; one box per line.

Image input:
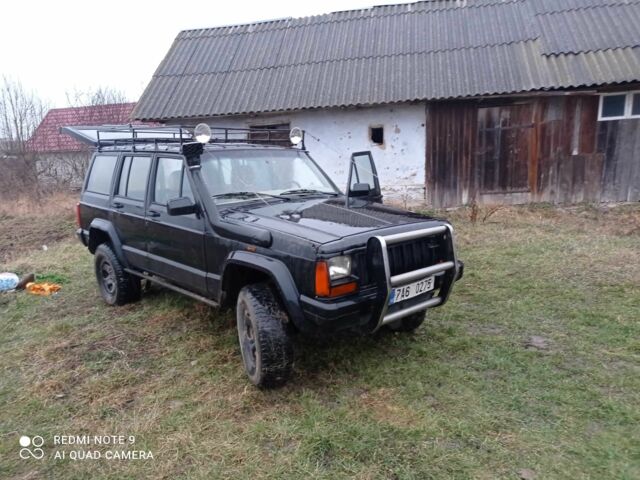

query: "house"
left=132, top=0, right=640, bottom=207
left=27, top=103, right=136, bottom=188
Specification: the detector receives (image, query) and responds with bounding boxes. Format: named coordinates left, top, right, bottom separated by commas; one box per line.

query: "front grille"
left=387, top=236, right=443, bottom=276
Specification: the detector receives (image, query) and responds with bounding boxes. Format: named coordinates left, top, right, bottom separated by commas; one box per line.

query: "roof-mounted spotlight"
left=289, top=127, right=303, bottom=146
left=194, top=123, right=212, bottom=144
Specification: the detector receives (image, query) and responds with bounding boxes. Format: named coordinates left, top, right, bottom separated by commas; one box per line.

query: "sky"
left=0, top=0, right=400, bottom=108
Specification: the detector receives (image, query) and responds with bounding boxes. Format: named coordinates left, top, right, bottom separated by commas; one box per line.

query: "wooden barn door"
left=475, top=104, right=534, bottom=197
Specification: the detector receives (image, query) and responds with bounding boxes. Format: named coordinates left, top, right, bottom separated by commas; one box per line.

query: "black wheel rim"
left=100, top=260, right=116, bottom=295
left=238, top=301, right=257, bottom=375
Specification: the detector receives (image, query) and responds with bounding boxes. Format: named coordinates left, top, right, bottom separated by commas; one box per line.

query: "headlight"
left=327, top=255, right=351, bottom=280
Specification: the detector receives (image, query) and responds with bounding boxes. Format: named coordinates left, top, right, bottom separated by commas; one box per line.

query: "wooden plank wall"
left=426, top=95, right=640, bottom=207
left=425, top=102, right=476, bottom=207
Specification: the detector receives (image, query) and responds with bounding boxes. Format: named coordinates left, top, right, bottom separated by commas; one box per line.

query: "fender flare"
left=221, top=251, right=307, bottom=331
left=87, top=219, right=129, bottom=268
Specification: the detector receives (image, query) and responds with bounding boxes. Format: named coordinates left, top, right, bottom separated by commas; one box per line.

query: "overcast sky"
left=0, top=0, right=399, bottom=108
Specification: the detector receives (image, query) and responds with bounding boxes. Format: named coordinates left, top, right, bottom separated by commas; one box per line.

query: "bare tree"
left=0, top=76, right=48, bottom=197
left=66, top=85, right=129, bottom=107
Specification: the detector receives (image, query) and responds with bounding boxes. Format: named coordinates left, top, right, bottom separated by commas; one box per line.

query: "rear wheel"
left=236, top=283, right=293, bottom=388
left=386, top=311, right=426, bottom=332
left=94, top=244, right=141, bottom=306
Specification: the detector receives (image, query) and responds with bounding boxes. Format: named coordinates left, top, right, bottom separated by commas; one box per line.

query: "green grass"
left=1, top=204, right=639, bottom=479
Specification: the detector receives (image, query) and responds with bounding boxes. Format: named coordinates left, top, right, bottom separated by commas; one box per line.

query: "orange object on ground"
left=25, top=282, right=61, bottom=296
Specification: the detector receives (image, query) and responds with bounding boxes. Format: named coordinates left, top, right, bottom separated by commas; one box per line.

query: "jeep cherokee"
left=65, top=125, right=463, bottom=388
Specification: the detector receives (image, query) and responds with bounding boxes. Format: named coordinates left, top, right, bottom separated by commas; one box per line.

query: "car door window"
left=155, top=157, right=182, bottom=205
left=154, top=157, right=193, bottom=205
left=86, top=155, right=118, bottom=194
left=117, top=156, right=151, bottom=201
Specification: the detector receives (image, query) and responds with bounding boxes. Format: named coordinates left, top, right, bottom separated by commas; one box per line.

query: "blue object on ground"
left=0, top=273, right=19, bottom=292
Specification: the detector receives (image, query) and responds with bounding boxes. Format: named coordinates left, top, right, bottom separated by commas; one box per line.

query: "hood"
left=220, top=197, right=440, bottom=244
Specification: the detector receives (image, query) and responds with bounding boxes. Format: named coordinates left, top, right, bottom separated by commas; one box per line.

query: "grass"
left=1, top=202, right=639, bottom=479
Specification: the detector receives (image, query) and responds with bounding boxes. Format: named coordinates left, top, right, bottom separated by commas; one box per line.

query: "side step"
left=125, top=269, right=219, bottom=308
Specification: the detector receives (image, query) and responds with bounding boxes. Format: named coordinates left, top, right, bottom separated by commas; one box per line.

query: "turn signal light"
left=315, top=261, right=357, bottom=298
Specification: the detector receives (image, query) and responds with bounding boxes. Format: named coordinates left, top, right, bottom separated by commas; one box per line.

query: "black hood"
left=221, top=197, right=441, bottom=244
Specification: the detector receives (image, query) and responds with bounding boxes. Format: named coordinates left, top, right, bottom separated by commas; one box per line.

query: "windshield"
left=200, top=149, right=339, bottom=204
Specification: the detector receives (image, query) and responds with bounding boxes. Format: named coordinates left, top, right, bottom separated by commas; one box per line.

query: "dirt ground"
left=0, top=193, right=76, bottom=264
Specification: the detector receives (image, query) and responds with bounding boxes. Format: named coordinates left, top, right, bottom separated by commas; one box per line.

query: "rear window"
left=117, top=156, right=151, bottom=201
left=85, top=155, right=118, bottom=194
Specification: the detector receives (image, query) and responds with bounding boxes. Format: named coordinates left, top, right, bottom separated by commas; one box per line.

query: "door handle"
left=148, top=210, right=161, bottom=218
left=112, top=202, right=124, bottom=209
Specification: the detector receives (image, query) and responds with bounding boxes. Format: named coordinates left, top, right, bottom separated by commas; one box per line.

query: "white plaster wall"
left=181, top=103, right=427, bottom=203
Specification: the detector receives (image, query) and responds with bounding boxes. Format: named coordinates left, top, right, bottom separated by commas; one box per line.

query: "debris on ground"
left=25, top=282, right=62, bottom=296
left=0, top=272, right=19, bottom=292
left=16, top=273, right=35, bottom=290
left=524, top=335, right=550, bottom=351
left=517, top=468, right=537, bottom=479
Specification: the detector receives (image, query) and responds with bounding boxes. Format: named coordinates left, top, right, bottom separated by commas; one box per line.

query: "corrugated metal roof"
left=133, top=0, right=640, bottom=120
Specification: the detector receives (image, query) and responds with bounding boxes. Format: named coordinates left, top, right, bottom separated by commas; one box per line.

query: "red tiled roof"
left=27, top=103, right=139, bottom=153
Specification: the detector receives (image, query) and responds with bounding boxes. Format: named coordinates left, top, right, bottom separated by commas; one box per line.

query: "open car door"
left=347, top=151, right=383, bottom=203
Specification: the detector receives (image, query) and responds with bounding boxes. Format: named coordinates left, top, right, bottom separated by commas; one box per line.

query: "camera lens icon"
left=19, top=435, right=44, bottom=459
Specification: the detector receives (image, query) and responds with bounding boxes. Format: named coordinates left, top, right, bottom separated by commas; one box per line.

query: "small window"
left=598, top=92, right=640, bottom=120
left=117, top=156, right=131, bottom=196
left=117, top=156, right=151, bottom=201
left=370, top=126, right=384, bottom=145
left=632, top=93, right=640, bottom=116
left=85, top=155, right=118, bottom=194
left=600, top=94, right=626, bottom=119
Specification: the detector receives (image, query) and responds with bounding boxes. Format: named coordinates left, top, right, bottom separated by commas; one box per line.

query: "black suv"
left=66, top=125, right=463, bottom=388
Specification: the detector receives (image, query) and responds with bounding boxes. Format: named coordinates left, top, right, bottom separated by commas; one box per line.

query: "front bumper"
left=366, top=224, right=460, bottom=330
left=299, top=252, right=464, bottom=334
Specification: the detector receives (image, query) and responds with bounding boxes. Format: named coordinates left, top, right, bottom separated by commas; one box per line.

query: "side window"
left=154, top=157, right=194, bottom=205
left=154, top=157, right=183, bottom=205
left=349, top=153, right=377, bottom=190
left=116, top=156, right=151, bottom=201
left=85, top=155, right=118, bottom=194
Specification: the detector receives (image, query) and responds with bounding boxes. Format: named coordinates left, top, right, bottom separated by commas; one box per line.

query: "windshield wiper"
left=212, top=191, right=289, bottom=201
left=279, top=188, right=338, bottom=196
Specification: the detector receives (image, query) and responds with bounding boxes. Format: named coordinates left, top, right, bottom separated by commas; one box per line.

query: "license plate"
left=389, top=276, right=434, bottom=305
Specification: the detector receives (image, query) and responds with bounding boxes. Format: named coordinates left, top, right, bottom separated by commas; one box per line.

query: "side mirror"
left=350, top=182, right=371, bottom=196
left=167, top=197, right=197, bottom=216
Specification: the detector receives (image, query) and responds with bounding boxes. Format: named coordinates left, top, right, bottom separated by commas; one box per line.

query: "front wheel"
left=236, top=283, right=293, bottom=388
left=386, top=311, right=426, bottom=332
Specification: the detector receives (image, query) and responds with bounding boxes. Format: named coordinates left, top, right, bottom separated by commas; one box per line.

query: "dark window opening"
left=370, top=126, right=384, bottom=145
left=600, top=94, right=626, bottom=119
left=632, top=93, right=640, bottom=116
left=249, top=123, right=290, bottom=146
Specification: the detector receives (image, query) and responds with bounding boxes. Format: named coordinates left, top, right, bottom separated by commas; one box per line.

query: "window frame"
left=598, top=91, right=640, bottom=121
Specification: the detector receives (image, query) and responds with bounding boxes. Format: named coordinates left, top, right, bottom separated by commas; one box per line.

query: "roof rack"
left=60, top=124, right=301, bottom=152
